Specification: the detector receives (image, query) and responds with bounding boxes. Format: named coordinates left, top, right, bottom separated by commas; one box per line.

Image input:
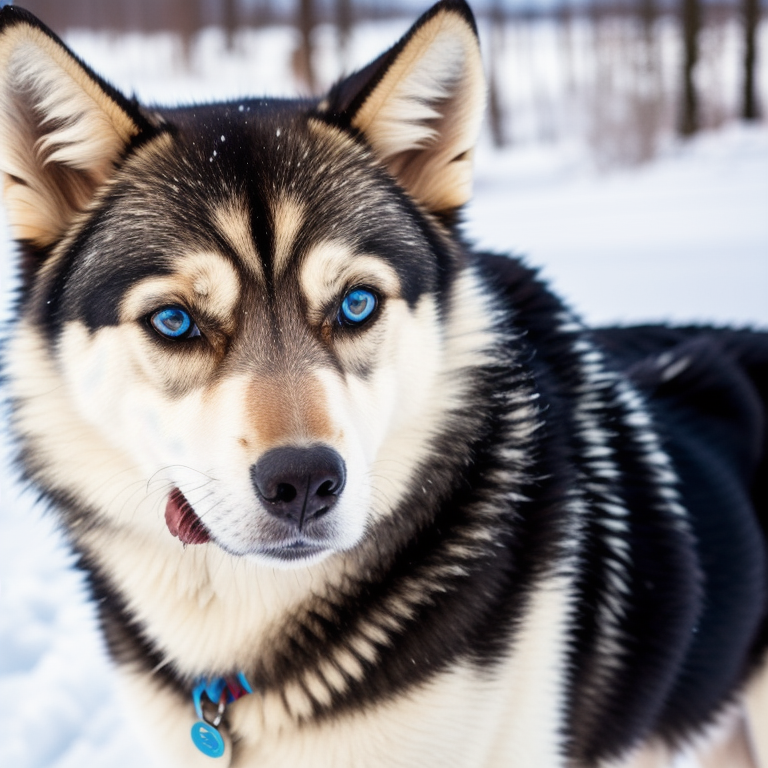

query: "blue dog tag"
left=191, top=720, right=226, bottom=758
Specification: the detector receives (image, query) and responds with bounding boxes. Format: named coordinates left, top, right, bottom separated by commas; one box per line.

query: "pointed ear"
left=323, top=0, right=486, bottom=215
left=0, top=7, right=151, bottom=247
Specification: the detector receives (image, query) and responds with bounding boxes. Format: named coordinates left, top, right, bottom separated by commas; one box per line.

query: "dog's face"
left=52, top=116, right=448, bottom=564
left=0, top=2, right=486, bottom=566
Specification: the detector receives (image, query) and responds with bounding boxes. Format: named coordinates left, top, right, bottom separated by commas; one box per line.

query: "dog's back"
left=482, top=253, right=768, bottom=762
left=602, top=325, right=768, bottom=746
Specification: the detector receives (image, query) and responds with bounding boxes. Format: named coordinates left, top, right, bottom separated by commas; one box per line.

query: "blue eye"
left=150, top=307, right=199, bottom=339
left=339, top=289, right=377, bottom=326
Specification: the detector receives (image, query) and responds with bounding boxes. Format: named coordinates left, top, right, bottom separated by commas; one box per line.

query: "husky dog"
left=1, top=2, right=766, bottom=766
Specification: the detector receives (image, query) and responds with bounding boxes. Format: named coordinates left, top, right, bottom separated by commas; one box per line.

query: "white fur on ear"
left=350, top=3, right=486, bottom=214
left=0, top=11, right=142, bottom=246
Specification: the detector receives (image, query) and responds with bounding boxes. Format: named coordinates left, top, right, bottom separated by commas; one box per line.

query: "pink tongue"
left=165, top=488, right=211, bottom=545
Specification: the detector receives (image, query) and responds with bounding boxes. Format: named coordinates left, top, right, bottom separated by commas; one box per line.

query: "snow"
left=0, top=17, right=767, bottom=768
left=468, top=125, right=768, bottom=327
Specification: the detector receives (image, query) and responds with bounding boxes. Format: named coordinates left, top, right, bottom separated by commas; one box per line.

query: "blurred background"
left=0, top=3, right=766, bottom=767
left=11, top=0, right=767, bottom=163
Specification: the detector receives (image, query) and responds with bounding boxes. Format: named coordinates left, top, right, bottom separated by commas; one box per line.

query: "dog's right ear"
left=0, top=6, right=151, bottom=248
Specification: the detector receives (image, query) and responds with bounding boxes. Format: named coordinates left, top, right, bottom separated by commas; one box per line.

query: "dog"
left=1, top=2, right=766, bottom=766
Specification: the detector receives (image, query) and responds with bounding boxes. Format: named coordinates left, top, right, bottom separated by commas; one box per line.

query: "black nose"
left=250, top=446, right=346, bottom=529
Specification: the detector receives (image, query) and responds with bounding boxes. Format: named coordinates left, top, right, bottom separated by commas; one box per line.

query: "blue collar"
left=190, top=672, right=253, bottom=758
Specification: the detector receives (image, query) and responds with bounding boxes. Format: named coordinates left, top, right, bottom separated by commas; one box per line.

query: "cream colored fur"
left=614, top=705, right=758, bottom=768
left=0, top=21, right=140, bottom=245
left=746, top=654, right=768, bottom=767
left=115, top=571, right=574, bottom=768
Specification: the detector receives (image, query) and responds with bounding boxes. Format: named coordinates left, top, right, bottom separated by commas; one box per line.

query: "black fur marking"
left=598, top=327, right=768, bottom=739
left=476, top=255, right=768, bottom=761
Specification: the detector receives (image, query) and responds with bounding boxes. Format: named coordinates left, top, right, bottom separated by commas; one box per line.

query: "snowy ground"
left=0, top=17, right=767, bottom=768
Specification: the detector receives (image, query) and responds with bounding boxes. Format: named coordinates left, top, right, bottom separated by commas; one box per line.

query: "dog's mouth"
left=165, top=488, right=211, bottom=545
left=164, top=488, right=333, bottom=560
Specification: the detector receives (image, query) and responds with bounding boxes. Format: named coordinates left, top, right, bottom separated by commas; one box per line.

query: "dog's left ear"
left=0, top=6, right=151, bottom=248
left=322, top=0, right=486, bottom=215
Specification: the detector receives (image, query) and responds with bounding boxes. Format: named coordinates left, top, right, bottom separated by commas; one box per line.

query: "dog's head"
left=0, top=2, right=487, bottom=566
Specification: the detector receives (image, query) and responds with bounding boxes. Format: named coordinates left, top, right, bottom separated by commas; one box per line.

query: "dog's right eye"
left=149, top=307, right=200, bottom=340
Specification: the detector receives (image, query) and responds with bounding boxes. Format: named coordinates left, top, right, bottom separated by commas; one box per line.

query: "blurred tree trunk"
left=168, top=0, right=202, bottom=65
left=636, top=0, right=663, bottom=160
left=336, top=0, right=353, bottom=70
left=294, top=0, right=317, bottom=92
left=223, top=0, right=238, bottom=52
left=488, top=1, right=508, bottom=147
left=742, top=0, right=760, bottom=119
left=639, top=0, right=657, bottom=37
left=679, top=0, right=701, bottom=136
left=558, top=1, right=576, bottom=94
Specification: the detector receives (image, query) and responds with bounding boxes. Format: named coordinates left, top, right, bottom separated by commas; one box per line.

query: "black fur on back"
left=477, top=253, right=768, bottom=762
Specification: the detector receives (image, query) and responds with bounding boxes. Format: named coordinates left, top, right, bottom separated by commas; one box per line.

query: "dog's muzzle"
left=163, top=446, right=347, bottom=557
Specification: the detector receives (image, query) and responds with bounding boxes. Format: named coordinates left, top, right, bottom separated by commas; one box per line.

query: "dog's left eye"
left=150, top=307, right=200, bottom=340
left=339, top=288, right=377, bottom=326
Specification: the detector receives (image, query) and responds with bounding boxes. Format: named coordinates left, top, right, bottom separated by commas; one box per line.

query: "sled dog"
left=1, top=2, right=766, bottom=766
